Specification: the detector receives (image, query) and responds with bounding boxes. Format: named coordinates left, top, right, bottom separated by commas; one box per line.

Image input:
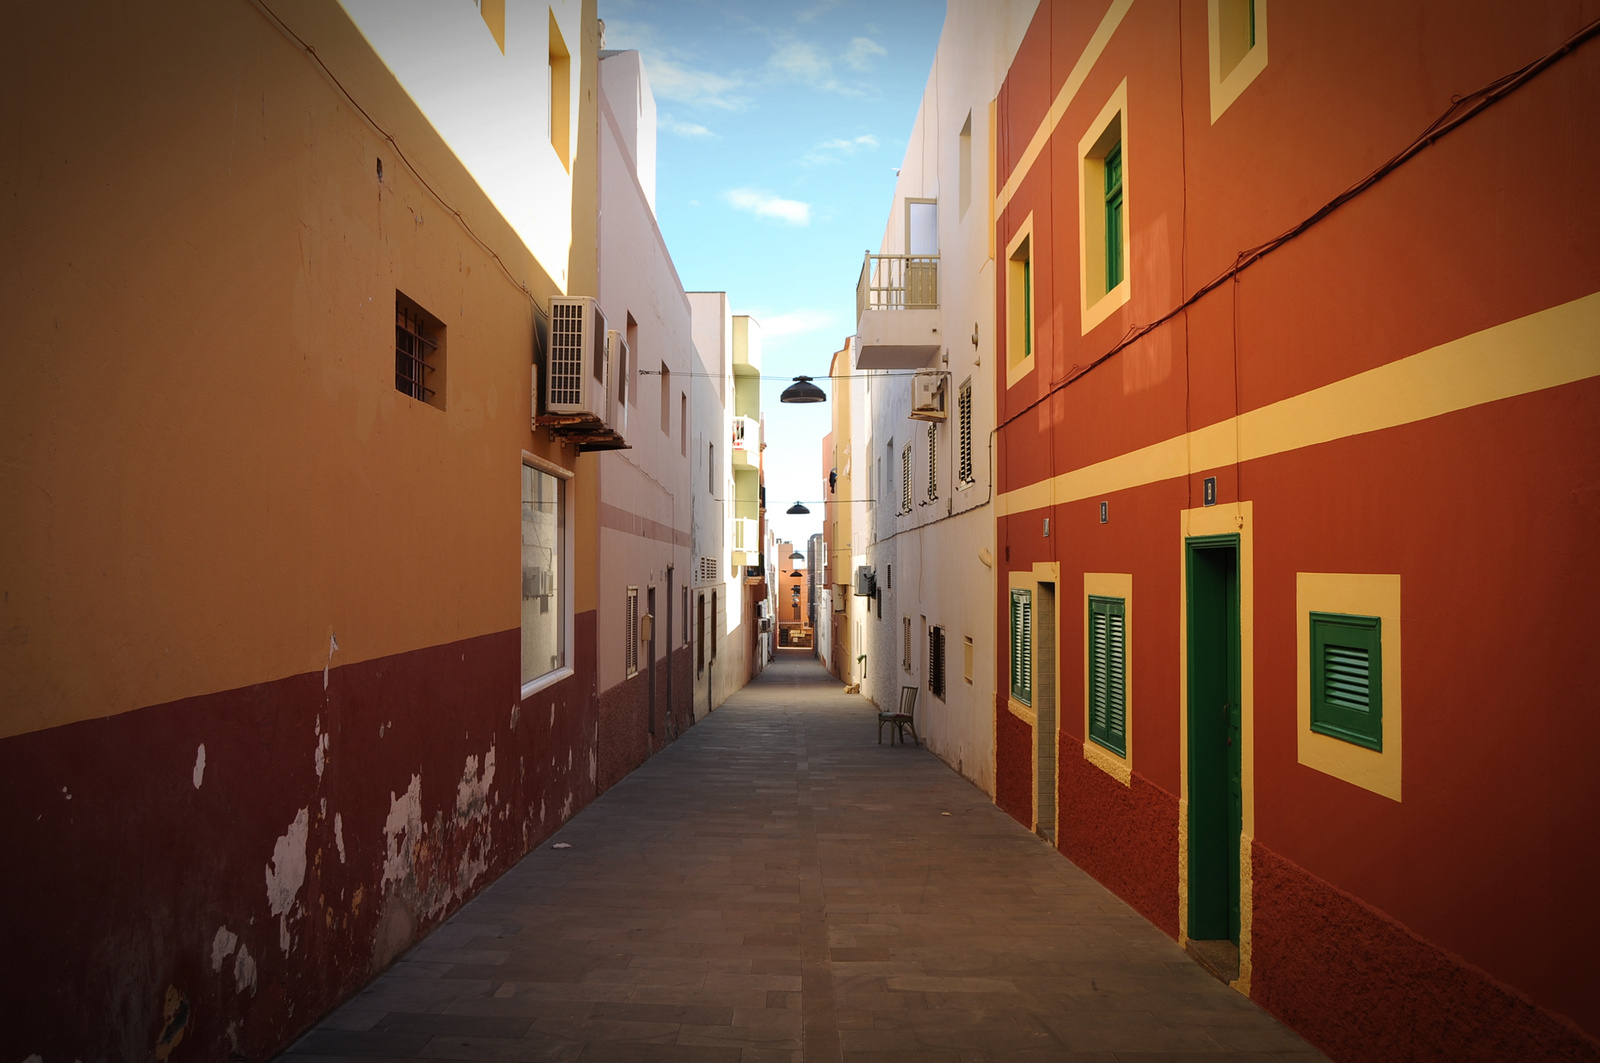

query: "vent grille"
left=549, top=300, right=585, bottom=407
left=1322, top=645, right=1370, bottom=710
left=698, top=556, right=719, bottom=583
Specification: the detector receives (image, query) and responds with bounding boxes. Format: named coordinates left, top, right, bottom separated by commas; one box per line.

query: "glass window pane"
left=521, top=465, right=564, bottom=683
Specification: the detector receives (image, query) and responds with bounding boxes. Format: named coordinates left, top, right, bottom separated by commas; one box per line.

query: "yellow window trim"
left=995, top=0, right=1134, bottom=216
left=1077, top=80, right=1132, bottom=336
left=1004, top=214, right=1037, bottom=390
left=1082, top=572, right=1133, bottom=786
left=1208, top=0, right=1269, bottom=124
left=1296, top=573, right=1401, bottom=801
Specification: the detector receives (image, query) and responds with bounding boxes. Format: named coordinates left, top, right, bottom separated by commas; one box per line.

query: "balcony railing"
left=856, top=253, right=939, bottom=321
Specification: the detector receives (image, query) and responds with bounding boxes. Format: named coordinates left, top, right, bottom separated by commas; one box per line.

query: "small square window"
left=395, top=292, right=445, bottom=409
left=1310, top=612, right=1382, bottom=750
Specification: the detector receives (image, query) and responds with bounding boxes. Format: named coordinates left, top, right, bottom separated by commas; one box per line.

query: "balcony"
left=731, top=415, right=759, bottom=469
left=855, top=253, right=941, bottom=370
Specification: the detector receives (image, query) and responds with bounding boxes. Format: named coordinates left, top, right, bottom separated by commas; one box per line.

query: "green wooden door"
left=1186, top=536, right=1242, bottom=945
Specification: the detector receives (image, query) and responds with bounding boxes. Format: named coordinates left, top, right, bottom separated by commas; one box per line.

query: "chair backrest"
left=898, top=685, right=918, bottom=717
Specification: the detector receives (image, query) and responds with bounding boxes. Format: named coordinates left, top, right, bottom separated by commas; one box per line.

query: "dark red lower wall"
left=1058, top=748, right=1180, bottom=939
left=596, top=644, right=696, bottom=792
left=994, top=697, right=1034, bottom=826
left=1251, top=841, right=1600, bottom=1063
left=0, top=614, right=601, bottom=1063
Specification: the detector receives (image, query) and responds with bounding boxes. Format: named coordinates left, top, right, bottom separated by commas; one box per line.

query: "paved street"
left=283, top=651, right=1325, bottom=1063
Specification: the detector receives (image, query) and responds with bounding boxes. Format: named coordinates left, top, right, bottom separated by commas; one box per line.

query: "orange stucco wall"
left=1, top=0, right=596, bottom=741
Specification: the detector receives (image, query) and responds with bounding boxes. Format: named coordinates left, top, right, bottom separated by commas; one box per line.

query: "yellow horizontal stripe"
left=997, top=291, right=1600, bottom=516
left=995, top=0, right=1134, bottom=217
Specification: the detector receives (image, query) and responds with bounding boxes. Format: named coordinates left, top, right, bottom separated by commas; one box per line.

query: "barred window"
left=957, top=379, right=974, bottom=487
left=928, top=625, right=946, bottom=700
left=900, top=444, right=912, bottom=514
left=925, top=422, right=939, bottom=504
left=395, top=292, right=444, bottom=408
left=625, top=587, right=640, bottom=678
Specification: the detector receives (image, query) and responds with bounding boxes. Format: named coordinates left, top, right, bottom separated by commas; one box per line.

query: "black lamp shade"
left=780, top=375, right=826, bottom=403
left=786, top=502, right=810, bottom=515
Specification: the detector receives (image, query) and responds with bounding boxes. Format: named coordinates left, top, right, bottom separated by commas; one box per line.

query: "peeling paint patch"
left=265, top=807, right=309, bottom=954
left=334, top=812, right=346, bottom=863
left=382, top=775, right=423, bottom=888
left=210, top=926, right=238, bottom=971
left=193, top=744, right=206, bottom=789
left=314, top=717, right=331, bottom=777
left=154, top=985, right=190, bottom=1060
left=323, top=632, right=339, bottom=690
left=233, top=943, right=257, bottom=995
left=456, top=745, right=496, bottom=819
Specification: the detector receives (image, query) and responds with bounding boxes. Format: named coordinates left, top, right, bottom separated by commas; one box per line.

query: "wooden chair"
left=878, top=685, right=920, bottom=746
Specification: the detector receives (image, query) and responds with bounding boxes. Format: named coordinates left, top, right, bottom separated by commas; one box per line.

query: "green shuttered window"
left=1104, top=143, right=1124, bottom=291
left=1010, top=589, right=1033, bottom=706
left=1088, top=596, right=1126, bottom=755
left=1310, top=612, right=1382, bottom=751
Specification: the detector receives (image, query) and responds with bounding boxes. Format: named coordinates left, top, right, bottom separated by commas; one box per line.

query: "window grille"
left=957, top=380, right=974, bottom=487
left=902, top=616, right=912, bottom=671
left=900, top=444, right=912, bottom=514
left=925, top=422, right=939, bottom=504
left=395, top=293, right=443, bottom=407
left=928, top=625, right=946, bottom=700
left=625, top=587, right=639, bottom=677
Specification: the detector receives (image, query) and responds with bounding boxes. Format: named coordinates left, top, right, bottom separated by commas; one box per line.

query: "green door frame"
left=1186, top=534, right=1242, bottom=945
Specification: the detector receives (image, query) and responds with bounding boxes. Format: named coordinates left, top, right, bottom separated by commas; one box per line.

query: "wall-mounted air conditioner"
left=909, top=369, right=948, bottom=421
left=546, top=296, right=608, bottom=418
left=606, top=329, right=630, bottom=437
left=854, top=566, right=876, bottom=597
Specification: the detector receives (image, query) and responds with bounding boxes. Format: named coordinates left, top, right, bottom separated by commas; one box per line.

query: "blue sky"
left=598, top=0, right=944, bottom=551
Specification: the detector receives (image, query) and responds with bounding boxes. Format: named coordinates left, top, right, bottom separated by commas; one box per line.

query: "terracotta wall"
left=990, top=1, right=1600, bottom=1059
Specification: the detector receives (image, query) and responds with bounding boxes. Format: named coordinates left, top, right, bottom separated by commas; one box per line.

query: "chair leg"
left=908, top=722, right=919, bottom=746
left=877, top=718, right=883, bottom=744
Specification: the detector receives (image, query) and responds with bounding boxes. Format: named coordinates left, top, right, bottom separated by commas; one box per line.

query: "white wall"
left=857, top=0, right=1038, bottom=794
left=593, top=49, right=692, bottom=698
left=339, top=0, right=587, bottom=292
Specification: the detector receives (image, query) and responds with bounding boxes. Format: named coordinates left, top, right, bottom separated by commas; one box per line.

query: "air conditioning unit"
left=759, top=617, right=772, bottom=633
left=606, top=329, right=630, bottom=437
left=854, top=566, right=876, bottom=597
left=546, top=296, right=608, bottom=418
left=909, top=369, right=948, bottom=421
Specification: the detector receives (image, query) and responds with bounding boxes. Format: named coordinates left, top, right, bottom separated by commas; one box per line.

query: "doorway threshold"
left=1186, top=938, right=1239, bottom=984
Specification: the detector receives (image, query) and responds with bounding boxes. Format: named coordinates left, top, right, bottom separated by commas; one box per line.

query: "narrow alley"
left=283, top=651, right=1323, bottom=1063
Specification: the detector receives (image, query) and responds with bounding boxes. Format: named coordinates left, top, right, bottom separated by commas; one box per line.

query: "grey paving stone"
left=281, top=653, right=1325, bottom=1063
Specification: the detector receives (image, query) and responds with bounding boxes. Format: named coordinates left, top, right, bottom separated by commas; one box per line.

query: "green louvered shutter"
left=1089, top=596, right=1126, bottom=755
left=1310, top=612, right=1382, bottom=751
left=1010, top=589, right=1032, bottom=705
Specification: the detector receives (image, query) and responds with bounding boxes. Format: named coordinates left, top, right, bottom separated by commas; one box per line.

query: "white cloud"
left=661, top=114, right=714, bottom=138
left=803, top=133, right=879, bottom=165
left=769, top=41, right=830, bottom=83
left=644, top=54, right=746, bottom=110
left=842, top=37, right=887, bottom=71
left=724, top=189, right=811, bottom=226
left=754, top=309, right=838, bottom=338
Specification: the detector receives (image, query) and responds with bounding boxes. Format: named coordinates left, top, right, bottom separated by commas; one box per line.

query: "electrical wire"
left=998, top=11, right=1600, bottom=436
left=248, top=0, right=543, bottom=311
